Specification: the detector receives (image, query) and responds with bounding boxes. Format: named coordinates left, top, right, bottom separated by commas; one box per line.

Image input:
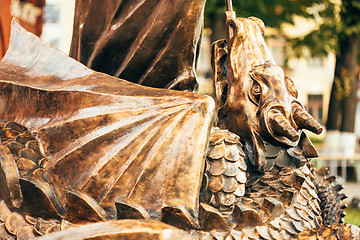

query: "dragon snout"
left=264, top=103, right=323, bottom=146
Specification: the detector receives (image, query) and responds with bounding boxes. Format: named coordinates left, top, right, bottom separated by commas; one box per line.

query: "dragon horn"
left=293, top=105, right=323, bottom=135
left=268, top=110, right=300, bottom=142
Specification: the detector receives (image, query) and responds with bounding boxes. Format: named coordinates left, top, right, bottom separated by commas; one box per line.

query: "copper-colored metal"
left=0, top=5, right=358, bottom=240
left=70, top=0, right=206, bottom=91
left=0, top=21, right=214, bottom=223
left=212, top=15, right=322, bottom=171
left=225, top=0, right=233, bottom=12
left=0, top=0, right=12, bottom=58
left=314, top=168, right=348, bottom=225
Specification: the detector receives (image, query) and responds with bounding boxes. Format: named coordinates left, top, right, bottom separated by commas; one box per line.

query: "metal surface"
left=0, top=21, right=214, bottom=223
left=70, top=0, right=206, bottom=92
left=212, top=15, right=322, bottom=172
left=0, top=4, right=358, bottom=240
left=225, top=0, right=233, bottom=12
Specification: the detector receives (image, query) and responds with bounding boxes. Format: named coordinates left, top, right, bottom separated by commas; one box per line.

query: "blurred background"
left=0, top=0, right=359, bottom=225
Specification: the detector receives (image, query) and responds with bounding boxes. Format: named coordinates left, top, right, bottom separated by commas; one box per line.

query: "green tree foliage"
left=290, top=0, right=360, bottom=57
left=204, top=0, right=342, bottom=59
left=205, top=0, right=360, bottom=58
left=205, top=0, right=323, bottom=29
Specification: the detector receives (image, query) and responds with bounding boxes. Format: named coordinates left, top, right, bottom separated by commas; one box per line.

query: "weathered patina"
left=0, top=1, right=358, bottom=239
left=0, top=20, right=214, bottom=224
left=212, top=13, right=322, bottom=173
left=70, top=0, right=206, bottom=91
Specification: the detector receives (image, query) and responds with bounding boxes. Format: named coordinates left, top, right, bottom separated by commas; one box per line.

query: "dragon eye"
left=249, top=81, right=262, bottom=105
left=253, top=83, right=261, bottom=95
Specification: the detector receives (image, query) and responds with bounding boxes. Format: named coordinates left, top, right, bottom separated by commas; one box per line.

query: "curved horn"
left=268, top=109, right=300, bottom=142
left=292, top=105, right=323, bottom=134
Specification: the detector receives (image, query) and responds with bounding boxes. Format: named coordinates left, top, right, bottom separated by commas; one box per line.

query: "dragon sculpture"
left=0, top=0, right=359, bottom=239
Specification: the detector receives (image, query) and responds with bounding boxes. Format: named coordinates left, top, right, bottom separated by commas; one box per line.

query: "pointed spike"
left=341, top=204, right=348, bottom=209
left=299, top=133, right=319, bottom=158
left=115, top=197, right=150, bottom=220
left=269, top=110, right=299, bottom=141
left=335, top=184, right=344, bottom=191
left=199, top=203, right=228, bottom=231
left=293, top=105, right=323, bottom=134
left=65, top=188, right=108, bottom=223
left=339, top=193, right=348, bottom=200
left=161, top=205, right=199, bottom=230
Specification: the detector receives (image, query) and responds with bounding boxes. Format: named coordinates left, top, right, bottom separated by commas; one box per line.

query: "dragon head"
left=212, top=15, right=323, bottom=171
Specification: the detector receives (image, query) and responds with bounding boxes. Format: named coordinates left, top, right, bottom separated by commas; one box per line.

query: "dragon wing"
left=0, top=21, right=214, bottom=221
left=70, top=0, right=205, bottom=91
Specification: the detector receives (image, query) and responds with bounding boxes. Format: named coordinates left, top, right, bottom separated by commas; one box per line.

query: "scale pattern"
left=292, top=223, right=360, bottom=240
left=0, top=121, right=71, bottom=238
left=314, top=168, right=348, bottom=225
left=199, top=128, right=325, bottom=239
left=0, top=200, right=76, bottom=239
left=200, top=127, right=247, bottom=214
left=0, top=121, right=47, bottom=176
left=0, top=122, right=357, bottom=239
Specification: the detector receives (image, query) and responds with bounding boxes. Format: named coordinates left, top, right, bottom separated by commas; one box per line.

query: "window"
left=307, top=94, right=323, bottom=124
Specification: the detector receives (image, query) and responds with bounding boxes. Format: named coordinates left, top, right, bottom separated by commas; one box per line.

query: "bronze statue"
left=70, top=0, right=205, bottom=91
left=212, top=13, right=322, bottom=172
left=0, top=0, right=359, bottom=239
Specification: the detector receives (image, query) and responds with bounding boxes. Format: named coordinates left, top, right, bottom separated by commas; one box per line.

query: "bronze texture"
left=70, top=0, right=206, bottom=91
left=0, top=21, right=214, bottom=223
left=212, top=14, right=322, bottom=172
left=0, top=5, right=359, bottom=240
